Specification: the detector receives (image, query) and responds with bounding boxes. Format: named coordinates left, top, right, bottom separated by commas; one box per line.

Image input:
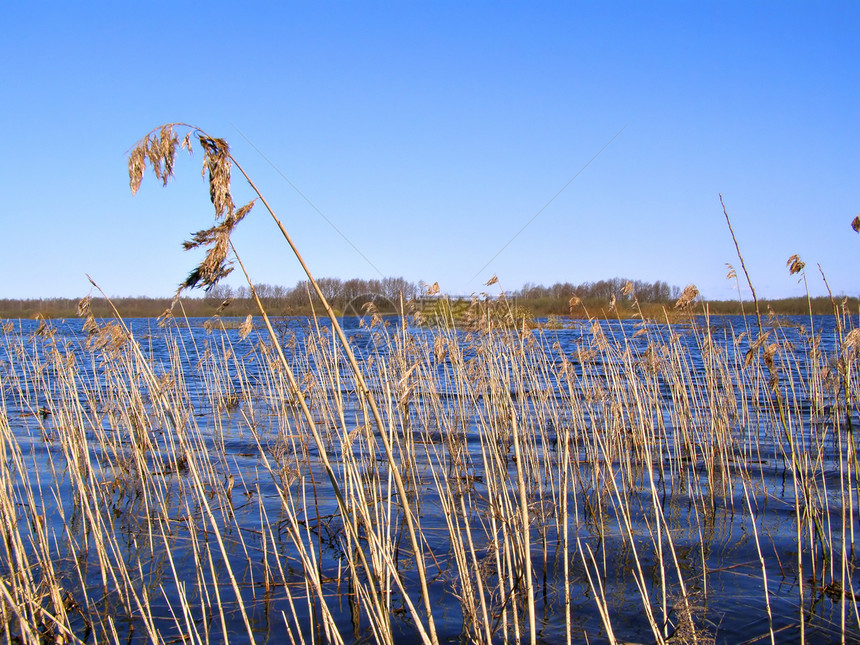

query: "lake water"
left=0, top=312, right=857, bottom=643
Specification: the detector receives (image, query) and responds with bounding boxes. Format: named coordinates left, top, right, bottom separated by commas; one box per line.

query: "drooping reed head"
left=674, top=284, right=699, bottom=309
left=128, top=124, right=256, bottom=298
left=786, top=254, right=805, bottom=276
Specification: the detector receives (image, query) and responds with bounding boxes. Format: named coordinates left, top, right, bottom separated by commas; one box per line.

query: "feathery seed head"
left=786, top=254, right=805, bottom=276
left=238, top=315, right=254, bottom=341
left=674, top=284, right=699, bottom=309
left=725, top=263, right=737, bottom=280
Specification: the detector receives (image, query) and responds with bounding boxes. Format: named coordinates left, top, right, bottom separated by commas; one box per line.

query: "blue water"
left=0, top=312, right=857, bottom=643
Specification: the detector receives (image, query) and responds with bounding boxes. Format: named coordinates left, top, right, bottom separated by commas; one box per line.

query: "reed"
left=0, top=127, right=856, bottom=643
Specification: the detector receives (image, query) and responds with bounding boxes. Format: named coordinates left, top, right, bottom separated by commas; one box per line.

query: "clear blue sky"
left=2, top=1, right=857, bottom=302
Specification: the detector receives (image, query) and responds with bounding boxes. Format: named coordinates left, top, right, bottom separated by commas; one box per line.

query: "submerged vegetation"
left=0, top=124, right=858, bottom=643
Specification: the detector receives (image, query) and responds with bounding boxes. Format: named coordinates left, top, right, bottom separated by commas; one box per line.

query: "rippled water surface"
left=0, top=313, right=858, bottom=643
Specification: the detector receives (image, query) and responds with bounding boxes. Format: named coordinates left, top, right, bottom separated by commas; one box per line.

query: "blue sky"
left=1, top=2, right=857, bottom=302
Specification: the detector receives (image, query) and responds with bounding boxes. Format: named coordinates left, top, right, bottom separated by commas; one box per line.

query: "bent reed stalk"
left=0, top=126, right=856, bottom=643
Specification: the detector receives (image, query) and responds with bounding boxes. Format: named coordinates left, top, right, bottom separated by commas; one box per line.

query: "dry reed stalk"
left=131, top=124, right=440, bottom=644
left=473, top=395, right=522, bottom=641
left=742, top=478, right=776, bottom=645
left=595, top=430, right=666, bottom=645
left=577, top=539, right=616, bottom=643
left=720, top=195, right=762, bottom=332
left=425, top=453, right=485, bottom=642
left=231, top=253, right=405, bottom=644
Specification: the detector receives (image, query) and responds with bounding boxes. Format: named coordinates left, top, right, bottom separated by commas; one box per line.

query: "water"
left=0, top=313, right=858, bottom=643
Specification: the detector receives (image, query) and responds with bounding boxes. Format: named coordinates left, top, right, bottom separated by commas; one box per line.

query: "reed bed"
left=0, top=123, right=856, bottom=643
left=0, top=294, right=857, bottom=644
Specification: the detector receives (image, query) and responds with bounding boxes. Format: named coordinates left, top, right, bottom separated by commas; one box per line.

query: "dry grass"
left=0, top=125, right=857, bottom=643
left=1, top=287, right=859, bottom=643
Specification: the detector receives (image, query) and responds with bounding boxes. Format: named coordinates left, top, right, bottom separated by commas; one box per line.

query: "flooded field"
left=0, top=307, right=858, bottom=643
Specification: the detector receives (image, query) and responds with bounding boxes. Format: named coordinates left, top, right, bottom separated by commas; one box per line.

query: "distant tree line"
left=207, top=276, right=421, bottom=315
left=509, top=278, right=679, bottom=315
left=0, top=275, right=854, bottom=319
left=0, top=276, right=423, bottom=320
left=512, top=278, right=678, bottom=303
